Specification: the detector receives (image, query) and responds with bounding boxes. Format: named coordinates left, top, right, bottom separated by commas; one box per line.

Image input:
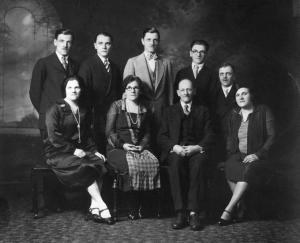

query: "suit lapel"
left=172, top=103, right=183, bottom=142
left=188, top=65, right=196, bottom=80
left=136, top=54, right=153, bottom=89
left=155, top=58, right=164, bottom=90
left=51, top=53, right=65, bottom=72
left=95, top=55, right=113, bottom=97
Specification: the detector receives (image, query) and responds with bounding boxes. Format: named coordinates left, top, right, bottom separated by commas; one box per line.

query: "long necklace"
left=126, top=101, right=139, bottom=125
left=71, top=107, right=81, bottom=143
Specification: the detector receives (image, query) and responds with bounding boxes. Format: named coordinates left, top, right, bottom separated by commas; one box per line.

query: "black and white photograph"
left=0, top=0, right=299, bottom=242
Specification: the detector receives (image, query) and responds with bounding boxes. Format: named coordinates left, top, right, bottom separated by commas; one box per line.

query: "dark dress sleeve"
left=255, top=107, right=275, bottom=159
left=45, top=105, right=76, bottom=154
left=105, top=102, right=125, bottom=149
left=81, top=109, right=98, bottom=153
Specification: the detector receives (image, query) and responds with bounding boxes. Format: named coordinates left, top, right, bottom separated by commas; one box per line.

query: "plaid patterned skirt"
left=126, top=150, right=160, bottom=191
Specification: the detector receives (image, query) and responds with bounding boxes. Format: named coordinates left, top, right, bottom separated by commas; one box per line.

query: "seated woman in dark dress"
left=106, top=75, right=160, bottom=219
left=218, top=86, right=275, bottom=226
left=44, top=75, right=114, bottom=224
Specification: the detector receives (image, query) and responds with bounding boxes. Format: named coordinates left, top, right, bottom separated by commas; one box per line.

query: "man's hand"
left=183, top=145, right=204, bottom=156
left=74, top=148, right=86, bottom=158
left=173, top=145, right=186, bottom=157
left=242, top=154, right=259, bottom=163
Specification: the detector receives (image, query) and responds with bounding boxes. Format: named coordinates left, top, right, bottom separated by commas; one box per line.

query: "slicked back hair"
left=190, top=40, right=209, bottom=52
left=54, top=28, right=74, bottom=40
left=142, top=27, right=160, bottom=40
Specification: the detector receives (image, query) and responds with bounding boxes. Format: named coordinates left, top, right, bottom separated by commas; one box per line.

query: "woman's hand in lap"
left=74, top=148, right=86, bottom=158
left=95, top=152, right=106, bottom=161
left=123, top=143, right=139, bottom=152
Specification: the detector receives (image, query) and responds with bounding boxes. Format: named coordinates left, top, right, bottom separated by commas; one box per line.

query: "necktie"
left=104, top=59, right=110, bottom=73
left=146, top=52, right=158, bottom=61
left=224, top=88, right=229, bottom=97
left=61, top=56, right=68, bottom=70
left=184, top=104, right=190, bottom=115
left=193, top=65, right=199, bottom=79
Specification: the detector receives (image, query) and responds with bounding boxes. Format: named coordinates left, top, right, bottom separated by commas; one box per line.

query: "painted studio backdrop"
left=0, top=0, right=299, bottom=134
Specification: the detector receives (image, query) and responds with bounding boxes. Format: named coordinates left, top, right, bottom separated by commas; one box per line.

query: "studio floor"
left=0, top=182, right=300, bottom=243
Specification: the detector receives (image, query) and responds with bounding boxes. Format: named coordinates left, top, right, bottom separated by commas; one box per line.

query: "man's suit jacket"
left=210, top=83, right=238, bottom=134
left=157, top=102, right=215, bottom=162
left=123, top=53, right=174, bottom=120
left=175, top=65, right=216, bottom=107
left=78, top=54, right=122, bottom=126
left=29, top=53, right=78, bottom=129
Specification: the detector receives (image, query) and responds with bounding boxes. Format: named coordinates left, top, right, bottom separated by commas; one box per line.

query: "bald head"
left=177, top=79, right=195, bottom=104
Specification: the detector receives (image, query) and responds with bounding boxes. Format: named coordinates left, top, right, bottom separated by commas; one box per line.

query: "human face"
left=65, top=79, right=81, bottom=102
left=54, top=34, right=72, bottom=56
left=177, top=79, right=195, bottom=104
left=235, top=88, right=253, bottom=109
left=141, top=32, right=159, bottom=53
left=125, top=81, right=140, bottom=101
left=94, top=34, right=112, bottom=58
left=189, top=44, right=207, bottom=64
left=219, top=66, right=234, bottom=87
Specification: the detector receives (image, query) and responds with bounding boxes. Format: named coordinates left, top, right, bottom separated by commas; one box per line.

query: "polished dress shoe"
left=172, top=212, right=187, bottom=230
left=189, top=213, right=203, bottom=231
left=218, top=210, right=233, bottom=226
left=85, top=208, right=115, bottom=225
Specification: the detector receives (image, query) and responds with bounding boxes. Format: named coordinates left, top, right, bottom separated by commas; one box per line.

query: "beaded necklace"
left=65, top=99, right=81, bottom=143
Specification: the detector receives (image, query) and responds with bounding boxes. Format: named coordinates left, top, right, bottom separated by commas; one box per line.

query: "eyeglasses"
left=191, top=50, right=206, bottom=55
left=126, top=86, right=140, bottom=91
left=179, top=88, right=193, bottom=93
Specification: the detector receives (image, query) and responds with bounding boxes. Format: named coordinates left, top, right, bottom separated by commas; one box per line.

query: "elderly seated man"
left=157, top=79, right=214, bottom=231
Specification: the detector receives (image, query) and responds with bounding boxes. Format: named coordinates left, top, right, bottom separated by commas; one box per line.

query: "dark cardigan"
left=226, top=104, right=275, bottom=160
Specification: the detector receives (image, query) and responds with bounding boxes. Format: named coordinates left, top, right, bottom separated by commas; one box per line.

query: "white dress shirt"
left=222, top=85, right=232, bottom=97
left=144, top=51, right=157, bottom=72
left=56, top=52, right=68, bottom=65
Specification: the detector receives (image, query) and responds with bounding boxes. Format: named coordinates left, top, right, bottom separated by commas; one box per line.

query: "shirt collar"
left=144, top=51, right=158, bottom=61
left=222, top=85, right=232, bottom=93
left=192, top=62, right=204, bottom=70
left=180, top=101, right=192, bottom=111
left=97, top=54, right=109, bottom=64
left=56, top=52, right=68, bottom=63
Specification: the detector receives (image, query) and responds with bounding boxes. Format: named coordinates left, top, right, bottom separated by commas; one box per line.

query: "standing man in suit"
left=158, top=79, right=214, bottom=231
left=211, top=63, right=238, bottom=164
left=78, top=32, right=122, bottom=153
left=30, top=28, right=78, bottom=139
left=123, top=27, right=174, bottom=128
left=175, top=40, right=216, bottom=107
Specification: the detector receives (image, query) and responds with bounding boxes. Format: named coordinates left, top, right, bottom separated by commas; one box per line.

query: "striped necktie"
left=61, top=56, right=68, bottom=70
left=193, top=65, right=199, bottom=79
left=104, top=59, right=110, bottom=73
left=183, top=104, right=190, bottom=115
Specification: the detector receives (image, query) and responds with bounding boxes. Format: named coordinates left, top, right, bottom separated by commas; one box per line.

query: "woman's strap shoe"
left=86, top=208, right=115, bottom=225
left=218, top=210, right=233, bottom=226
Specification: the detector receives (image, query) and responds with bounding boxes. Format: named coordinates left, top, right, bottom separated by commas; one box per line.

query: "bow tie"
left=145, top=53, right=158, bottom=61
